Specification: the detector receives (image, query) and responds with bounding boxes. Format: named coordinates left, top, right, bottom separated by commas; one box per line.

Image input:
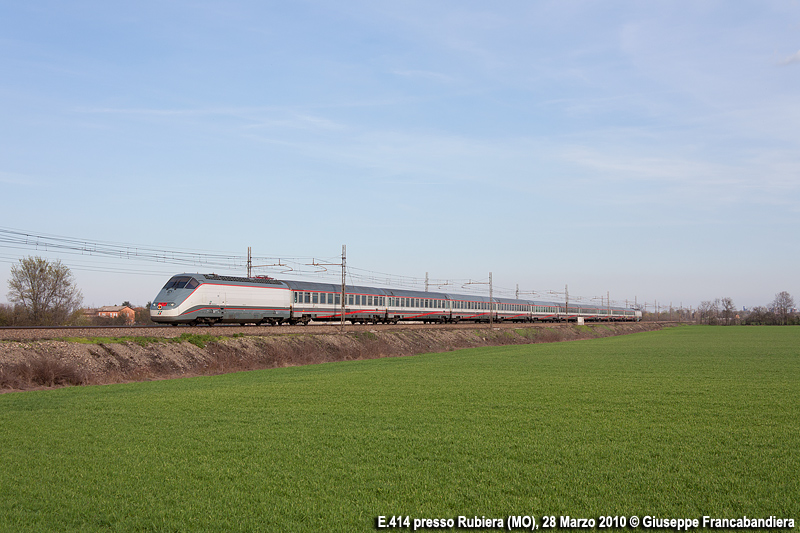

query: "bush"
left=0, top=356, right=87, bottom=389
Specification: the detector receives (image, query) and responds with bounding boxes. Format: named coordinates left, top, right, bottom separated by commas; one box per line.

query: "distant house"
left=96, top=306, right=136, bottom=324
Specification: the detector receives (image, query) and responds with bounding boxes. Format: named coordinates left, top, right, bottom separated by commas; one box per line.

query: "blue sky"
left=1, top=1, right=799, bottom=310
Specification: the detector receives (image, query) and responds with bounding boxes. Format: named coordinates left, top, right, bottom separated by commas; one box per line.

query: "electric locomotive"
left=150, top=273, right=641, bottom=325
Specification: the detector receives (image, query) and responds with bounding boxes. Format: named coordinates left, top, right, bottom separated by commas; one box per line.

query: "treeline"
left=644, top=291, right=797, bottom=326
left=0, top=303, right=155, bottom=327
left=2, top=256, right=155, bottom=327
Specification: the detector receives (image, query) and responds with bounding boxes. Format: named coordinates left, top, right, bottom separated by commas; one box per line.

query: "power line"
left=0, top=226, right=639, bottom=307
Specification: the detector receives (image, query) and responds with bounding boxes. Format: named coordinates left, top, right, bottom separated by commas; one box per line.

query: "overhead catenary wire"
left=0, top=226, right=633, bottom=307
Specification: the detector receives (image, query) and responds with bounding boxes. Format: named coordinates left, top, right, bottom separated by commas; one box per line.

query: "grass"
left=0, top=326, right=798, bottom=531
left=59, top=332, right=233, bottom=348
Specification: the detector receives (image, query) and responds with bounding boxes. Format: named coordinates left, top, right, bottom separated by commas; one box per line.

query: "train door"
left=209, top=288, right=226, bottom=317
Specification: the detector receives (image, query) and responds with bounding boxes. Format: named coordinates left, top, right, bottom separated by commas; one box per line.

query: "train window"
left=312, top=293, right=318, bottom=304
left=164, top=276, right=192, bottom=290
left=367, top=295, right=373, bottom=306
left=185, top=278, right=199, bottom=290
left=335, top=294, right=340, bottom=306
left=348, top=295, right=353, bottom=306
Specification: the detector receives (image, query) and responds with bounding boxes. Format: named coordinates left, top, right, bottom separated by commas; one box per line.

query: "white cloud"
left=779, top=50, right=800, bottom=65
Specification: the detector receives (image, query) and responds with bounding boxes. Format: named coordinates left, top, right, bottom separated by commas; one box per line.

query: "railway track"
left=0, top=320, right=665, bottom=342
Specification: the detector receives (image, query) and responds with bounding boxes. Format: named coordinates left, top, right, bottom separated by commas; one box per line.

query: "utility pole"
left=341, top=245, right=346, bottom=331
left=489, top=272, right=493, bottom=327
left=247, top=246, right=252, bottom=278
left=565, top=284, right=569, bottom=321
left=425, top=272, right=429, bottom=292
left=516, top=284, right=519, bottom=300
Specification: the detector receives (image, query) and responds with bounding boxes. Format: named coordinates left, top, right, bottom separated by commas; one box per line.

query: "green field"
left=0, top=326, right=798, bottom=532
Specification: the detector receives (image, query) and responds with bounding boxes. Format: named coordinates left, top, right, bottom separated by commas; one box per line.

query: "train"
left=149, top=273, right=642, bottom=325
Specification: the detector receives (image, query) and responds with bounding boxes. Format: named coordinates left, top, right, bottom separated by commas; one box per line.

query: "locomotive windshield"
left=163, top=276, right=200, bottom=290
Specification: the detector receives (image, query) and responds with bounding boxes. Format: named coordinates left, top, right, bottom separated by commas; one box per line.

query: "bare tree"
left=697, top=300, right=720, bottom=325
left=744, top=306, right=773, bottom=325
left=7, top=256, right=83, bottom=325
left=771, top=291, right=795, bottom=326
left=720, top=297, right=736, bottom=325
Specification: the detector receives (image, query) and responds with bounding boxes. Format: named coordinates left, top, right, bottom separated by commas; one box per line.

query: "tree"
left=7, top=256, right=83, bottom=325
left=743, top=306, right=769, bottom=325
left=697, top=300, right=720, bottom=325
left=135, top=303, right=154, bottom=325
left=771, top=291, right=795, bottom=326
left=720, top=297, right=736, bottom=325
